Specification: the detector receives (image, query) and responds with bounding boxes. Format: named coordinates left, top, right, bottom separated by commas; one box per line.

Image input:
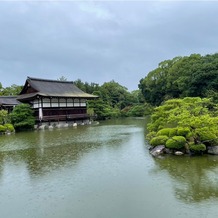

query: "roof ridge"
left=27, top=76, right=74, bottom=84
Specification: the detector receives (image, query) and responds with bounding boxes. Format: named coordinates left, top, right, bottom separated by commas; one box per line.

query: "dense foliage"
left=74, top=79, right=152, bottom=119
left=0, top=109, right=10, bottom=124
left=0, top=83, right=22, bottom=96
left=11, top=104, right=35, bottom=131
left=0, top=110, right=15, bottom=133
left=146, top=97, right=218, bottom=153
left=139, top=53, right=218, bottom=106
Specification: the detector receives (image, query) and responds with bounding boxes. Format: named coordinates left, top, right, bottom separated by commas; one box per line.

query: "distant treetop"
left=139, top=53, right=218, bottom=106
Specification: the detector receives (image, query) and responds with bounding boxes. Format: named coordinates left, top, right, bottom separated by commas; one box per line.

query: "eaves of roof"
left=0, top=96, right=20, bottom=105
left=17, top=92, right=98, bottom=101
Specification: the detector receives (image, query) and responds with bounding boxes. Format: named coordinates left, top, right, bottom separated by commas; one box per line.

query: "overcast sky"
left=0, top=0, right=218, bottom=91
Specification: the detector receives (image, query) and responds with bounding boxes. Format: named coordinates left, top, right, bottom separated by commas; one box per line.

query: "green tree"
left=74, top=79, right=151, bottom=119
left=0, top=82, right=3, bottom=93
left=139, top=53, right=218, bottom=106
left=11, top=104, right=35, bottom=131
left=146, top=97, right=218, bottom=152
left=126, top=103, right=153, bottom=117
left=100, top=80, right=131, bottom=109
left=206, top=90, right=218, bottom=103
left=0, top=84, right=23, bottom=96
left=0, top=110, right=10, bottom=124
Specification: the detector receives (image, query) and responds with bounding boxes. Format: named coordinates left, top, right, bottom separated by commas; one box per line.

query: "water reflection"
left=0, top=152, right=3, bottom=179
left=0, top=122, right=136, bottom=178
left=2, top=118, right=218, bottom=218
left=152, top=155, right=218, bottom=203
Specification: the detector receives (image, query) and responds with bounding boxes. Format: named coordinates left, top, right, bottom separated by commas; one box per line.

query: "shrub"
left=166, top=136, right=186, bottom=149
left=11, top=104, right=35, bottom=131
left=156, top=128, right=172, bottom=136
left=0, top=110, right=10, bottom=125
left=195, top=128, right=216, bottom=141
left=177, top=127, right=190, bottom=137
left=195, top=128, right=217, bottom=146
left=169, top=128, right=178, bottom=137
left=186, top=131, right=195, bottom=140
left=4, top=123, right=15, bottom=132
left=150, top=135, right=168, bottom=146
left=189, top=143, right=206, bottom=152
left=0, top=125, right=6, bottom=132
left=146, top=131, right=156, bottom=142
left=127, top=105, right=145, bottom=117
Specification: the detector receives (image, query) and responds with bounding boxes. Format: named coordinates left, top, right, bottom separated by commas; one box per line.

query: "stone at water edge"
left=149, top=145, right=165, bottom=157
left=174, top=151, right=184, bottom=156
left=38, top=125, right=46, bottom=130
left=63, top=123, right=69, bottom=128
left=165, top=148, right=173, bottom=154
left=207, top=146, right=218, bottom=155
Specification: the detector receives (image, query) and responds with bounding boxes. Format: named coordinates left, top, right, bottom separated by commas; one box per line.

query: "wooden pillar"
left=39, top=97, right=43, bottom=121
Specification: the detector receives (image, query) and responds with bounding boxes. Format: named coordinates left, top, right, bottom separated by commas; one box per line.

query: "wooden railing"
left=36, top=113, right=93, bottom=122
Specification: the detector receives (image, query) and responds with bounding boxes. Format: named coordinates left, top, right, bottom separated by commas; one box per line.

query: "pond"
left=0, top=118, right=218, bottom=218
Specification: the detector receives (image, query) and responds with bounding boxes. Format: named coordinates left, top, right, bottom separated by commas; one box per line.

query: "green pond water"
left=0, top=118, right=218, bottom=218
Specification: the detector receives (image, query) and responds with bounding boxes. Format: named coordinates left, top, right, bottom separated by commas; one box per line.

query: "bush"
left=146, top=97, right=218, bottom=154
left=169, top=128, right=178, bottom=137
left=146, top=131, right=156, bottom=142
left=189, top=143, right=206, bottom=152
left=195, top=128, right=216, bottom=141
left=0, top=110, right=10, bottom=125
left=186, top=131, right=195, bottom=140
left=0, top=125, right=6, bottom=132
left=127, top=105, right=145, bottom=117
left=150, top=135, right=168, bottom=146
left=177, top=127, right=190, bottom=137
left=156, top=128, right=172, bottom=137
left=11, top=104, right=35, bottom=131
left=4, top=123, right=15, bottom=132
left=166, top=136, right=186, bottom=149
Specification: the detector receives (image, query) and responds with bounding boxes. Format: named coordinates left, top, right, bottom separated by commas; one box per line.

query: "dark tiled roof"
left=18, top=77, right=98, bottom=100
left=0, top=96, right=20, bottom=106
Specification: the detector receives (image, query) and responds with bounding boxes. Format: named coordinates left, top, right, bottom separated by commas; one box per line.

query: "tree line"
left=0, top=83, right=22, bottom=96
left=139, top=53, right=218, bottom=106
left=73, top=79, right=152, bottom=119
left=1, top=52, right=218, bottom=133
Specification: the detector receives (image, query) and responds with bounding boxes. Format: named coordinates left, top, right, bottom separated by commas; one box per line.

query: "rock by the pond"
left=38, top=125, right=46, bottom=130
left=174, top=151, right=184, bottom=156
left=56, top=124, right=62, bottom=128
left=165, top=148, right=173, bottom=154
left=150, top=145, right=165, bottom=157
left=63, top=123, right=69, bottom=128
left=207, top=146, right=218, bottom=155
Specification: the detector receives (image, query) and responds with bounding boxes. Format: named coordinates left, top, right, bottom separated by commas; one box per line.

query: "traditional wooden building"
left=0, top=96, right=20, bottom=112
left=17, top=77, right=98, bottom=123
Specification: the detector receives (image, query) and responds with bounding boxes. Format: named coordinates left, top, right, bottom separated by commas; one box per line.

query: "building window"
left=51, top=98, right=58, bottom=107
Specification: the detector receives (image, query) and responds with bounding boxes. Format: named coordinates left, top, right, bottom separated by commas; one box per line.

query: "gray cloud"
left=0, top=1, right=218, bottom=90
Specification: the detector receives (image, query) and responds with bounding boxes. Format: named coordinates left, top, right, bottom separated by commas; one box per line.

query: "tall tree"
left=0, top=84, right=23, bottom=96
left=139, top=53, right=218, bottom=106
